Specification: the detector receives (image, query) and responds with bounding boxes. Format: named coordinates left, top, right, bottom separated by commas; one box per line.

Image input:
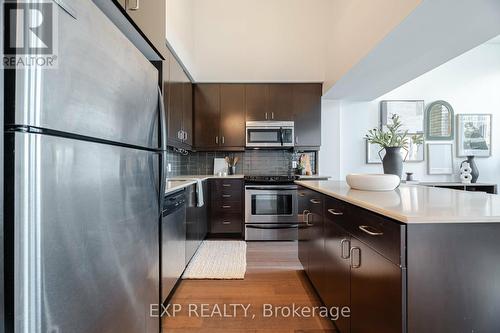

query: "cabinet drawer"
left=211, top=215, right=243, bottom=233
left=212, top=201, right=242, bottom=214
left=213, top=179, right=243, bottom=191
left=342, top=206, right=404, bottom=266
left=323, top=196, right=350, bottom=222
left=213, top=190, right=242, bottom=201
left=307, top=192, right=324, bottom=215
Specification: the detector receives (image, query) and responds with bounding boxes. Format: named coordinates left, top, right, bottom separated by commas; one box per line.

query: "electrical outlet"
left=167, top=163, right=172, bottom=173
left=292, top=161, right=298, bottom=168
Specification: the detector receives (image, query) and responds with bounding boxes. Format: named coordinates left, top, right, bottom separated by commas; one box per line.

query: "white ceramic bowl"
left=346, top=173, right=400, bottom=191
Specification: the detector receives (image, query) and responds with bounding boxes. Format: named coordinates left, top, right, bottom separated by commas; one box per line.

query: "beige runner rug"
left=182, top=240, right=247, bottom=279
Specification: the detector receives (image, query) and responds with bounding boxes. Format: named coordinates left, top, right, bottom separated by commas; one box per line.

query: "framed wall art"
left=427, top=143, right=454, bottom=175
left=380, top=100, right=425, bottom=133
left=456, top=114, right=492, bottom=157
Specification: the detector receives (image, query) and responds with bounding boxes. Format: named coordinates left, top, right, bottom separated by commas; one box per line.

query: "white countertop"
left=165, top=175, right=244, bottom=195
left=171, top=174, right=244, bottom=181
left=295, top=180, right=500, bottom=224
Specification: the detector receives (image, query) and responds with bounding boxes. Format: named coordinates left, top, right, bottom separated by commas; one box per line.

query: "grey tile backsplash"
left=165, top=148, right=316, bottom=177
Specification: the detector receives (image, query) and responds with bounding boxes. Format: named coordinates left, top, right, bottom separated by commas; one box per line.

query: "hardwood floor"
left=162, top=241, right=336, bottom=333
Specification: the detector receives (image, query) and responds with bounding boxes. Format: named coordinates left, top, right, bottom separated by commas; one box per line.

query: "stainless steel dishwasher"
left=161, top=189, right=186, bottom=303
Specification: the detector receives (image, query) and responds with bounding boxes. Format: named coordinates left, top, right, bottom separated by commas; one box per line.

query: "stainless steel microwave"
left=245, top=121, right=294, bottom=148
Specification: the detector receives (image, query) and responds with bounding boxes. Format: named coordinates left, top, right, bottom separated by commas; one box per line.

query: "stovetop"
left=244, top=175, right=298, bottom=184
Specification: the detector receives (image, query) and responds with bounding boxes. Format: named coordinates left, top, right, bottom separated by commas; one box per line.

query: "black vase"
left=380, top=147, right=404, bottom=178
left=461, top=156, right=479, bottom=183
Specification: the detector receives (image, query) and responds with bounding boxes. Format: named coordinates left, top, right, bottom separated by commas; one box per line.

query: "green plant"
left=365, top=115, right=423, bottom=148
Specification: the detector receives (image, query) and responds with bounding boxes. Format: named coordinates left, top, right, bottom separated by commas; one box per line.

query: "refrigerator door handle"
left=158, top=87, right=167, bottom=151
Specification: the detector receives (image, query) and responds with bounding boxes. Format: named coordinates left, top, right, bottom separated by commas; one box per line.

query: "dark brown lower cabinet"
left=298, top=186, right=405, bottom=333
left=349, top=237, right=403, bottom=333
left=298, top=189, right=312, bottom=273
left=209, top=179, right=243, bottom=236
left=307, top=194, right=326, bottom=297
left=324, top=218, right=351, bottom=333
left=299, top=185, right=500, bottom=333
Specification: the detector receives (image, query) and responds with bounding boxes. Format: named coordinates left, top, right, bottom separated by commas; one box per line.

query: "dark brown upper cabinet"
left=194, top=84, right=220, bottom=150
left=245, top=84, right=268, bottom=121
left=194, top=84, right=246, bottom=151
left=245, top=84, right=293, bottom=121
left=268, top=84, right=293, bottom=121
left=220, top=84, right=246, bottom=148
left=194, top=83, right=321, bottom=150
left=292, top=83, right=322, bottom=148
left=116, top=0, right=167, bottom=58
left=183, top=81, right=193, bottom=146
left=162, top=51, right=193, bottom=150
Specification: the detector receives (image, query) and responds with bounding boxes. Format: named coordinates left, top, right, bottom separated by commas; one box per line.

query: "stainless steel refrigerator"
left=3, top=1, right=161, bottom=332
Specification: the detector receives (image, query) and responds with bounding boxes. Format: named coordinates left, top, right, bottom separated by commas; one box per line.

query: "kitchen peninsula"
left=296, top=180, right=500, bottom=333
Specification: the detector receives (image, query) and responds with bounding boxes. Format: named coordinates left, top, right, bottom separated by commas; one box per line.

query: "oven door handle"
left=245, top=186, right=297, bottom=190
left=246, top=224, right=299, bottom=230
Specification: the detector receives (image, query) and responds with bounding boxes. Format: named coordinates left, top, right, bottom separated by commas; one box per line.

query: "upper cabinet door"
left=194, top=84, right=221, bottom=149
left=245, top=84, right=268, bottom=121
left=268, top=84, right=293, bottom=121
left=292, top=83, right=322, bottom=148
left=183, top=79, right=193, bottom=146
left=120, top=0, right=167, bottom=58
left=220, top=84, right=246, bottom=148
left=168, top=56, right=184, bottom=143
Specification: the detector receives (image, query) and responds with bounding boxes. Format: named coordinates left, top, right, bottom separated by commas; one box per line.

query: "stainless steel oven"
left=246, top=121, right=294, bottom=148
left=245, top=182, right=299, bottom=240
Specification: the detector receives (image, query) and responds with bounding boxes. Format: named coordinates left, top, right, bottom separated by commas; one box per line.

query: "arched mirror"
left=426, top=100, right=454, bottom=140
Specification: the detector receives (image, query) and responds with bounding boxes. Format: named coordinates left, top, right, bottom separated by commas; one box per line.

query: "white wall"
left=166, top=0, right=195, bottom=75
left=322, top=42, right=500, bottom=184
left=192, top=0, right=329, bottom=82
left=320, top=99, right=341, bottom=178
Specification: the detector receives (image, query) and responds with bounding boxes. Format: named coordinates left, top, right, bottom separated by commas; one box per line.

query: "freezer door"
left=11, top=0, right=159, bottom=149
left=10, top=132, right=159, bottom=333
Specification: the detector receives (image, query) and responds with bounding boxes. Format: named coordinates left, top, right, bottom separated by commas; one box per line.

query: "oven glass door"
left=246, top=128, right=282, bottom=147
left=251, top=193, right=293, bottom=216
left=245, top=187, right=298, bottom=223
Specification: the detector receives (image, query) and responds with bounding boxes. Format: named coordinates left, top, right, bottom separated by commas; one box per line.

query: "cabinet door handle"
left=127, top=0, right=140, bottom=10
left=221, top=136, right=225, bottom=144
left=295, top=136, right=299, bottom=144
left=222, top=184, right=231, bottom=187
left=340, top=239, right=350, bottom=259
left=271, top=112, right=274, bottom=119
left=350, top=247, right=361, bottom=268
left=265, top=112, right=268, bottom=120
left=183, top=131, right=188, bottom=141
left=310, top=198, right=321, bottom=204
left=222, top=205, right=231, bottom=209
left=177, top=130, right=182, bottom=140
left=302, top=210, right=311, bottom=223
left=298, top=192, right=305, bottom=197
left=222, top=221, right=231, bottom=225
left=215, top=136, right=219, bottom=144
left=222, top=194, right=231, bottom=198
left=328, top=208, right=344, bottom=216
left=359, top=225, right=384, bottom=236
